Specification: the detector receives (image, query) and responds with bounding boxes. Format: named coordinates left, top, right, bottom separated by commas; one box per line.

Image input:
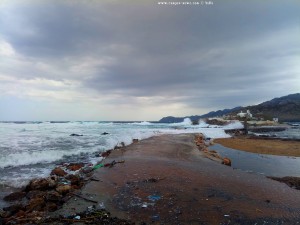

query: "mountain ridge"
left=158, top=93, right=300, bottom=123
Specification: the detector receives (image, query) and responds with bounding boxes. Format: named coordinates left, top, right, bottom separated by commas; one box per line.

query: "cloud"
left=0, top=0, right=299, bottom=120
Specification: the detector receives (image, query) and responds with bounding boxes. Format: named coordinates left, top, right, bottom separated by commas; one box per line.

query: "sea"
left=0, top=119, right=242, bottom=190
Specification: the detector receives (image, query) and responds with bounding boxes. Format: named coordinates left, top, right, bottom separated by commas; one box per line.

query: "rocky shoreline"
left=0, top=147, right=135, bottom=225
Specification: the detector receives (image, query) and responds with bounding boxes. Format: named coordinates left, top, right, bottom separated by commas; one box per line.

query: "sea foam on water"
left=0, top=120, right=238, bottom=188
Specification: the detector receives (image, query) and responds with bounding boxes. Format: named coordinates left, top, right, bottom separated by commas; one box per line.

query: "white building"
left=237, top=110, right=252, bottom=118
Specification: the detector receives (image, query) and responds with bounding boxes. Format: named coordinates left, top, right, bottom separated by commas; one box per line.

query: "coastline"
left=1, top=133, right=300, bottom=224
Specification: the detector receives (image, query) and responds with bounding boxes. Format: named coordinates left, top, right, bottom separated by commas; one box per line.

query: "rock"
left=70, top=133, right=83, bottom=136
left=56, top=185, right=72, bottom=195
left=47, top=176, right=58, bottom=188
left=101, top=132, right=109, bottom=135
left=51, top=167, right=67, bottom=177
left=25, top=178, right=52, bottom=191
left=101, top=150, right=112, bottom=158
left=3, top=191, right=26, bottom=202
left=26, top=197, right=45, bottom=212
left=132, top=139, right=139, bottom=143
left=66, top=163, right=84, bottom=171
left=3, top=204, right=24, bottom=214
left=45, top=190, right=62, bottom=202
left=81, top=166, right=93, bottom=174
left=45, top=202, right=58, bottom=212
left=26, top=190, right=46, bottom=200
left=268, top=176, right=300, bottom=190
left=222, top=157, right=232, bottom=166
left=14, top=210, right=25, bottom=218
left=65, top=174, right=80, bottom=185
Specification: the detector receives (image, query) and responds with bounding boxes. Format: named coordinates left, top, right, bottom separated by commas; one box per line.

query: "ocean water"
left=0, top=119, right=242, bottom=189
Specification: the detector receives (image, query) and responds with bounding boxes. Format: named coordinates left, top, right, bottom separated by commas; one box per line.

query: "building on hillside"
left=237, top=110, right=252, bottom=118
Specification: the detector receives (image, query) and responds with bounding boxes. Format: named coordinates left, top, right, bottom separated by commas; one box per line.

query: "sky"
left=0, top=0, right=299, bottom=121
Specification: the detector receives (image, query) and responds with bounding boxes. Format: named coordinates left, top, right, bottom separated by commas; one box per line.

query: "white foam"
left=223, top=121, right=244, bottom=129
left=169, top=118, right=192, bottom=126
left=132, top=121, right=152, bottom=125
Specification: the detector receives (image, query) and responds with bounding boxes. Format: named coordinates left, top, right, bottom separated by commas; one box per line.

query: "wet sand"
left=215, top=136, right=300, bottom=156
left=52, top=134, right=300, bottom=224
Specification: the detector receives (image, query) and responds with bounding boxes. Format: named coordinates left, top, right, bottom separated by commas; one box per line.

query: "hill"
left=235, top=93, right=300, bottom=122
left=158, top=93, right=300, bottom=123
left=158, top=106, right=241, bottom=123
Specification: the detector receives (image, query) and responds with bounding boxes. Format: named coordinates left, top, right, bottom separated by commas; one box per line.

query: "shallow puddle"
left=209, top=144, right=300, bottom=177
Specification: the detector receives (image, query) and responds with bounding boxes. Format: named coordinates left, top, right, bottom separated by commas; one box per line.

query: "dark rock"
left=66, top=163, right=84, bottom=171
left=101, top=132, right=109, bottom=135
left=51, top=167, right=67, bottom=176
left=26, top=197, right=45, bottom=212
left=26, top=190, right=46, bottom=200
left=3, top=204, right=24, bottom=214
left=3, top=191, right=26, bottom=202
left=81, top=166, right=93, bottom=174
left=45, top=202, right=58, bottom=212
left=56, top=185, right=72, bottom=195
left=70, top=133, right=83, bottom=136
left=25, top=178, right=51, bottom=191
left=45, top=190, right=62, bottom=202
left=47, top=176, right=58, bottom=188
left=65, top=174, right=80, bottom=185
left=268, top=176, right=300, bottom=190
left=14, top=210, right=25, bottom=218
left=132, top=139, right=139, bottom=143
left=101, top=150, right=112, bottom=158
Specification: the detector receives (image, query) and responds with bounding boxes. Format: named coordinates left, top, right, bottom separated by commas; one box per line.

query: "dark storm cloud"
left=0, top=0, right=299, bottom=111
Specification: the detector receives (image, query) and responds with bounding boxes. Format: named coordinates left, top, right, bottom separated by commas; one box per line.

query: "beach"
left=46, top=134, right=300, bottom=224
left=214, top=136, right=300, bottom=157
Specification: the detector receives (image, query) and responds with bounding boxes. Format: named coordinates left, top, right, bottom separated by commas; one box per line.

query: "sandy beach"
left=215, top=136, right=300, bottom=156
left=47, top=134, right=300, bottom=224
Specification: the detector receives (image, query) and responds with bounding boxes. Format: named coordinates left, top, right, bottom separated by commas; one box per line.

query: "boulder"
left=3, top=204, right=24, bottom=214
left=101, top=150, right=112, bottom=158
left=70, top=133, right=83, bottom=136
left=45, top=190, right=62, bottom=202
left=222, top=157, right=232, bottom=166
left=51, top=167, right=67, bottom=177
left=25, top=178, right=52, bottom=191
left=45, top=202, right=58, bottom=212
left=81, top=166, right=93, bottom=174
left=26, top=197, right=45, bottom=212
left=66, top=163, right=84, bottom=171
left=26, top=190, right=46, bottom=200
left=56, top=185, right=72, bottom=195
left=132, top=139, right=139, bottom=143
left=3, top=191, right=26, bottom=202
left=65, top=174, right=80, bottom=185
left=14, top=210, right=25, bottom=218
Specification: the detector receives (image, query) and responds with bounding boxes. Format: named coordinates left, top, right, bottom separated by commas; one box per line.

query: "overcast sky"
left=0, top=0, right=299, bottom=121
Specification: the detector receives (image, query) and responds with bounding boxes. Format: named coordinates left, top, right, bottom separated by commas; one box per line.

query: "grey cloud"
left=0, top=0, right=299, bottom=114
